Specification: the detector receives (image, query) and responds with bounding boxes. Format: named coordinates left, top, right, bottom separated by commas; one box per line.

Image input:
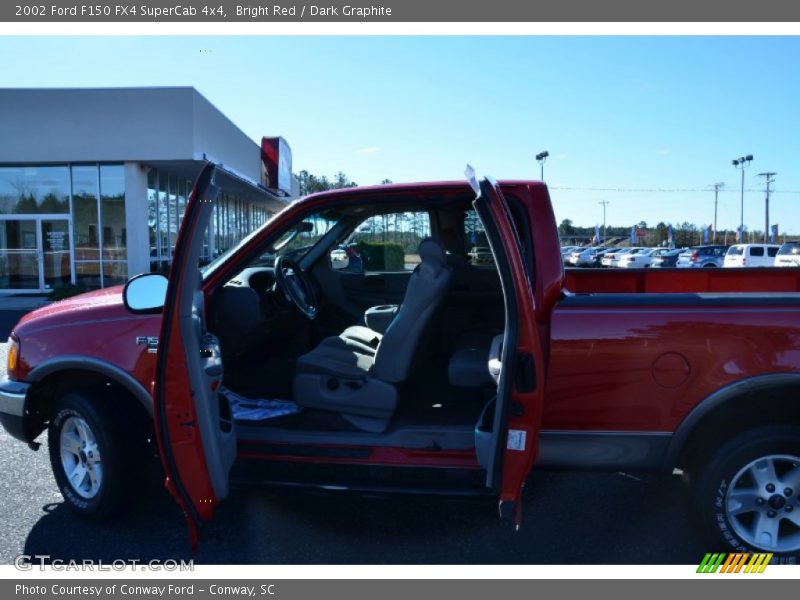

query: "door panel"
left=472, top=176, right=544, bottom=527
left=152, top=164, right=236, bottom=549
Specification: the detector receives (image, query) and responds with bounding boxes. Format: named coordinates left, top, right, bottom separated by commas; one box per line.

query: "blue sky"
left=1, top=36, right=799, bottom=233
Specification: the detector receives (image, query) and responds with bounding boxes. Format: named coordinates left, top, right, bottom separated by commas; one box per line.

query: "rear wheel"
left=689, top=426, right=800, bottom=559
left=48, top=391, right=148, bottom=519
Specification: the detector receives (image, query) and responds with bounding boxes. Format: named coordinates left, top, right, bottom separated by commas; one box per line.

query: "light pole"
left=599, top=200, right=609, bottom=244
left=732, top=155, right=753, bottom=242
left=536, top=151, right=549, bottom=181
left=757, top=172, right=776, bottom=243
left=712, top=182, right=724, bottom=244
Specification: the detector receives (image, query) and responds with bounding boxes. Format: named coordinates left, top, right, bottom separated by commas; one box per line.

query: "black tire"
left=689, top=425, right=800, bottom=560
left=48, top=390, right=148, bottom=519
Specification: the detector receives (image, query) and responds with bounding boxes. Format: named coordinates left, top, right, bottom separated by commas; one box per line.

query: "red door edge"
left=475, top=176, right=545, bottom=529
left=153, top=163, right=219, bottom=551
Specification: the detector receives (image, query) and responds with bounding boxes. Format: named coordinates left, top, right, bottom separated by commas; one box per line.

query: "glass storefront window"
left=100, top=165, right=128, bottom=260
left=74, top=261, right=102, bottom=289
left=169, top=174, right=178, bottom=255
left=71, top=165, right=100, bottom=262
left=100, top=165, right=126, bottom=262
left=103, top=261, right=127, bottom=287
left=0, top=166, right=69, bottom=215
left=0, top=219, right=39, bottom=289
left=158, top=173, right=169, bottom=261
left=147, top=170, right=157, bottom=261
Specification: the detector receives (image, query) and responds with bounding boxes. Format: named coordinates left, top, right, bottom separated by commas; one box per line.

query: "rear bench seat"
left=447, top=330, right=502, bottom=388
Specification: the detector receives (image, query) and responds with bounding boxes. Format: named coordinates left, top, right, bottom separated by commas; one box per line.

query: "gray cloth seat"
left=293, top=238, right=453, bottom=432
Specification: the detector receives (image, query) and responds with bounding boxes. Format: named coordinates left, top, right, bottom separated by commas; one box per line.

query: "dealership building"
left=0, top=87, right=295, bottom=293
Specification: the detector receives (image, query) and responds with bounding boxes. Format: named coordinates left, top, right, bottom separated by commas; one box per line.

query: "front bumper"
left=0, top=376, right=31, bottom=442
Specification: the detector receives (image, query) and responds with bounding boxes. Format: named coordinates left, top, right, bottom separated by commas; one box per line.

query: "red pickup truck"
left=2, top=164, right=800, bottom=557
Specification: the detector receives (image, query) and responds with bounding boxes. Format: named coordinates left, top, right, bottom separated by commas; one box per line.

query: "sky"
left=1, top=35, right=799, bottom=233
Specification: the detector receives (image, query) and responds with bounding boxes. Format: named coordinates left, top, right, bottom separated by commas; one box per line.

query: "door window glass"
left=335, top=211, right=431, bottom=273
left=40, top=219, right=71, bottom=290
left=462, top=209, right=493, bottom=267
left=0, top=220, right=39, bottom=289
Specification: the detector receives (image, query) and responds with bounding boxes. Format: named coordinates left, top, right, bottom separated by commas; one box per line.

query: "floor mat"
left=221, top=387, right=303, bottom=421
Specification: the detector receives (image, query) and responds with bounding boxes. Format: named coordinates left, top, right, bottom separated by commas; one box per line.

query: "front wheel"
left=689, top=426, right=800, bottom=559
left=48, top=391, right=147, bottom=519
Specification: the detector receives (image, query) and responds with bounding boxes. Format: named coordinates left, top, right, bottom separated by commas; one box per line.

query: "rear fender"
left=662, top=372, right=800, bottom=470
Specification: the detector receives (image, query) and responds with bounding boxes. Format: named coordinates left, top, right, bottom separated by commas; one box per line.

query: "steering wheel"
left=273, top=256, right=318, bottom=320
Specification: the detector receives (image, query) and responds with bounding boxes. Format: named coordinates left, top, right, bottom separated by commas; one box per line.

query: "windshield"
left=778, top=243, right=800, bottom=256
left=201, top=210, right=340, bottom=276
left=727, top=246, right=744, bottom=256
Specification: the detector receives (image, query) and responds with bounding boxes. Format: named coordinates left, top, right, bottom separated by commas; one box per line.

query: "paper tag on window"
left=507, top=429, right=526, bottom=451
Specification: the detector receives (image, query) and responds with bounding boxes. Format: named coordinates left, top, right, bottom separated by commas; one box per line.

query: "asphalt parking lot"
left=0, top=341, right=708, bottom=566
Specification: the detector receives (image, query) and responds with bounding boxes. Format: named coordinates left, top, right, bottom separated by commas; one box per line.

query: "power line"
left=550, top=186, right=800, bottom=194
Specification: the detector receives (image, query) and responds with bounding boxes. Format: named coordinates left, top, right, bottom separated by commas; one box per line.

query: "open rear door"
left=470, top=171, right=545, bottom=528
left=153, top=163, right=237, bottom=550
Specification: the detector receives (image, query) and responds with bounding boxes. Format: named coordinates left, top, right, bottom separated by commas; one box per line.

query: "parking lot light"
left=732, top=155, right=753, bottom=241
left=536, top=151, right=549, bottom=181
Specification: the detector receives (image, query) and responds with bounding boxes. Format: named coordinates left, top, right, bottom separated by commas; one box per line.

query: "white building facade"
left=0, top=87, right=293, bottom=292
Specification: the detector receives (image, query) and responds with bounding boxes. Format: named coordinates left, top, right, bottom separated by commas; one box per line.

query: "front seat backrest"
left=371, top=238, right=453, bottom=383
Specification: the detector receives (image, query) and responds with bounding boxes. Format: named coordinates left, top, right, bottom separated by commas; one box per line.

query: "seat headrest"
left=418, top=238, right=447, bottom=271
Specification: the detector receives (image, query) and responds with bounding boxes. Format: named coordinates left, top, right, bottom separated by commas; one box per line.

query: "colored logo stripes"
left=697, top=552, right=773, bottom=573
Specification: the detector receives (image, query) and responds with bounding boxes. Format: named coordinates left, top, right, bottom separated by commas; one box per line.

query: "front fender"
left=26, top=355, right=153, bottom=416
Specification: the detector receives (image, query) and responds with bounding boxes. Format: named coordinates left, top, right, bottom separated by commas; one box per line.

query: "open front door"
left=471, top=173, right=545, bottom=528
left=152, top=163, right=237, bottom=550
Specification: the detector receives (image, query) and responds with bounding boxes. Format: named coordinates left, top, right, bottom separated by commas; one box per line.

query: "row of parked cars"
left=561, top=241, right=800, bottom=268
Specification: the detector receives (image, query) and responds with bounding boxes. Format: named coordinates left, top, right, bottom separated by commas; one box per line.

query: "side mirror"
left=123, top=273, right=169, bottom=313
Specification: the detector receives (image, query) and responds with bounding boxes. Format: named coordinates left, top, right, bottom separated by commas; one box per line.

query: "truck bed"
left=565, top=267, right=800, bottom=294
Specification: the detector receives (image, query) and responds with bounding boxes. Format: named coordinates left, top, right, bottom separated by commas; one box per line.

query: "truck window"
left=463, top=209, right=493, bottom=268
left=750, top=247, right=764, bottom=257
left=768, top=247, right=779, bottom=258
left=334, top=211, right=432, bottom=273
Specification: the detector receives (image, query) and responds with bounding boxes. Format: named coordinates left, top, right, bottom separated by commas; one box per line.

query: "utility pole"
left=599, top=200, right=610, bottom=244
left=732, top=155, right=753, bottom=242
left=712, top=182, right=724, bottom=244
left=757, top=172, right=776, bottom=243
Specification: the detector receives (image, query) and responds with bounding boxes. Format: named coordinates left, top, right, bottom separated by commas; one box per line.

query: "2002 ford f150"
left=1, top=163, right=800, bottom=556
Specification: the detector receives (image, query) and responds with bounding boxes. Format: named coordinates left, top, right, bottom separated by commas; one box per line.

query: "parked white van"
left=723, top=244, right=780, bottom=268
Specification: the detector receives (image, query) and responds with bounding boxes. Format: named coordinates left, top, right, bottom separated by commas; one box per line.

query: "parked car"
left=723, top=244, right=781, bottom=268
left=561, top=246, right=582, bottom=266
left=775, top=242, right=800, bottom=268
left=617, top=248, right=659, bottom=268
left=468, top=246, right=494, bottom=265
left=601, top=247, right=642, bottom=268
left=675, top=245, right=729, bottom=268
left=3, top=164, right=800, bottom=558
left=649, top=248, right=683, bottom=268
left=568, top=246, right=607, bottom=268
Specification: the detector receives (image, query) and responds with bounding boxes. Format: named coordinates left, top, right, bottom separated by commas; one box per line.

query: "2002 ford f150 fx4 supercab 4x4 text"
left=1, top=164, right=800, bottom=556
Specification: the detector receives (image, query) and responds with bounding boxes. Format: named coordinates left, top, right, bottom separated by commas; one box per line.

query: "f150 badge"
left=135, top=336, right=159, bottom=353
